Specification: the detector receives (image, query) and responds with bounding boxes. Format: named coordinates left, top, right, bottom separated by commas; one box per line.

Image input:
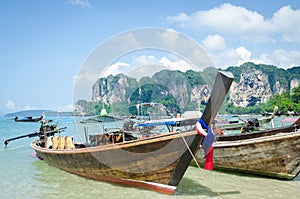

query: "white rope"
left=176, top=129, right=202, bottom=169
left=177, top=129, right=225, bottom=199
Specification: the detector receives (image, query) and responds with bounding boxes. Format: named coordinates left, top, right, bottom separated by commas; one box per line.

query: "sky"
left=1, top=0, right=300, bottom=115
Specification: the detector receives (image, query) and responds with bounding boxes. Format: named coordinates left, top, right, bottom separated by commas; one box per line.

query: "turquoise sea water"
left=0, top=116, right=299, bottom=199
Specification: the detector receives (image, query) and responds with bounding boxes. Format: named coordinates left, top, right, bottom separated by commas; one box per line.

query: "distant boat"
left=214, top=106, right=278, bottom=132
left=193, top=117, right=300, bottom=180
left=14, top=116, right=43, bottom=122
left=79, top=115, right=123, bottom=123
left=29, top=71, right=234, bottom=194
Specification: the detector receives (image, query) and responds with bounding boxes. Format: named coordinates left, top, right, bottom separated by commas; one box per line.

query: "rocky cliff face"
left=151, top=70, right=190, bottom=110
left=92, top=74, right=138, bottom=104
left=89, top=64, right=300, bottom=111
left=229, top=69, right=273, bottom=107
left=226, top=62, right=300, bottom=107
left=273, top=80, right=287, bottom=94
left=91, top=70, right=210, bottom=111
left=190, top=84, right=210, bottom=105
left=290, top=78, right=300, bottom=93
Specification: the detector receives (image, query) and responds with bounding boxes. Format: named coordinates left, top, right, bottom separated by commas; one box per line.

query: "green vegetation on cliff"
left=225, top=85, right=300, bottom=115
left=75, top=62, right=299, bottom=116
left=226, top=62, right=300, bottom=92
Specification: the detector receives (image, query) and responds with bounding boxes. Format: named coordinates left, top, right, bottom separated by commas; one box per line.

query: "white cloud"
left=5, top=100, right=37, bottom=112
left=102, top=55, right=195, bottom=80
left=101, top=62, right=130, bottom=77
left=209, top=46, right=300, bottom=69
left=208, top=46, right=256, bottom=68
left=160, top=29, right=180, bottom=46
left=68, top=0, right=92, bottom=9
left=235, top=46, right=251, bottom=63
left=131, top=55, right=159, bottom=66
left=209, top=48, right=241, bottom=68
left=202, top=34, right=226, bottom=51
left=130, top=55, right=194, bottom=72
left=167, top=4, right=300, bottom=68
left=167, top=3, right=300, bottom=43
left=262, top=49, right=300, bottom=68
left=159, top=57, right=193, bottom=71
left=271, top=6, right=300, bottom=43
left=6, top=100, right=16, bottom=110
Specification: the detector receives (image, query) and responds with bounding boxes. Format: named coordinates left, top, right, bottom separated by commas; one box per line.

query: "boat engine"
left=241, top=118, right=259, bottom=133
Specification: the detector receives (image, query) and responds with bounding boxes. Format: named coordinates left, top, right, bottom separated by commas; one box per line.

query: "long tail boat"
left=29, top=71, right=233, bottom=195
left=213, top=106, right=278, bottom=131
left=194, top=118, right=300, bottom=180
left=14, top=116, right=44, bottom=122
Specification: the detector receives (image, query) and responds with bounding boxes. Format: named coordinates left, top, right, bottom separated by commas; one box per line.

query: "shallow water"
left=0, top=116, right=299, bottom=199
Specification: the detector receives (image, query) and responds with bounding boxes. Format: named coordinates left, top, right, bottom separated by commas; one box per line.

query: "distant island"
left=4, top=110, right=72, bottom=118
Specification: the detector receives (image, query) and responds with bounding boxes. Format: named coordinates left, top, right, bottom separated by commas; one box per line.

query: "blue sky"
left=1, top=0, right=300, bottom=115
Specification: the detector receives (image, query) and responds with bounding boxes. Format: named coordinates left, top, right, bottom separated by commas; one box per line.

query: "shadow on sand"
left=175, top=176, right=241, bottom=197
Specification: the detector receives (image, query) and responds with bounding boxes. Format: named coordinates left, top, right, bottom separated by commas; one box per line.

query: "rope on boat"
left=176, top=130, right=201, bottom=169
left=176, top=130, right=225, bottom=199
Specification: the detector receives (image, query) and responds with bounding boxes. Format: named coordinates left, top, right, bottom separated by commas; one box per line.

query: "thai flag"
left=196, top=118, right=215, bottom=170
left=196, top=120, right=207, bottom=136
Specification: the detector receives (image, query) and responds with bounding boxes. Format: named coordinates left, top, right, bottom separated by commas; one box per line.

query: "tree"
left=291, top=86, right=300, bottom=103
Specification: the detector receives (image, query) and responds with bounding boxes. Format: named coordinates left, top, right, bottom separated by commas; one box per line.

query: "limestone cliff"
left=92, top=74, right=138, bottom=104
left=88, top=63, right=299, bottom=113
left=290, top=78, right=300, bottom=93
left=229, top=69, right=272, bottom=107
left=91, top=70, right=210, bottom=113
left=226, top=62, right=300, bottom=107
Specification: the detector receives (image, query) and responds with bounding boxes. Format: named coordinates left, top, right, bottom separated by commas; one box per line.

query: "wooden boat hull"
left=214, top=116, right=274, bottom=131
left=194, top=124, right=300, bottom=180
left=29, top=70, right=234, bottom=194
left=14, top=116, right=43, bottom=122
left=185, top=114, right=275, bottom=132
left=31, top=131, right=202, bottom=195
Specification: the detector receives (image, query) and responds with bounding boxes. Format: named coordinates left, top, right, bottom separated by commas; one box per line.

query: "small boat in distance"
left=14, top=115, right=44, bottom=122
left=214, top=106, right=278, bottom=132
